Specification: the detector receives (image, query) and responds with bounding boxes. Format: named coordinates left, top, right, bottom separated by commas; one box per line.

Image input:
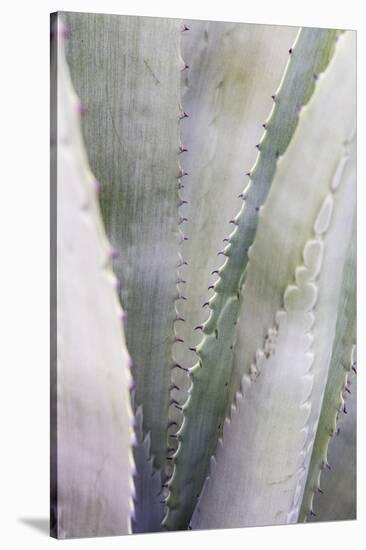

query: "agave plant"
left=51, top=11, right=356, bottom=538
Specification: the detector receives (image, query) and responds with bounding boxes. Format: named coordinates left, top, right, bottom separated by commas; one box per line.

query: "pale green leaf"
left=52, top=16, right=135, bottom=538
left=190, top=30, right=356, bottom=530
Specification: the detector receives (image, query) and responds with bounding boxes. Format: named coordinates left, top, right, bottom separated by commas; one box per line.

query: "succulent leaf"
left=52, top=15, right=135, bottom=538
left=63, top=12, right=183, bottom=529
left=299, top=216, right=356, bottom=521
left=132, top=406, right=165, bottom=532
left=189, top=30, right=356, bottom=529
left=165, top=27, right=341, bottom=531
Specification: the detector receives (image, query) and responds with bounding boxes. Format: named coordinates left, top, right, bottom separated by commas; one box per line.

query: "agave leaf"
left=63, top=12, right=183, bottom=529
left=190, top=30, right=356, bottom=530
left=309, top=374, right=357, bottom=522
left=174, top=20, right=298, bottom=371
left=165, top=27, right=340, bottom=531
left=132, top=406, right=165, bottom=532
left=299, top=216, right=356, bottom=521
left=52, top=15, right=135, bottom=538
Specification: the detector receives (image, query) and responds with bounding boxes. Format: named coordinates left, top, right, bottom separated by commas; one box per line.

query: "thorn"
left=109, top=245, right=118, bottom=259
left=211, top=270, right=219, bottom=275
left=176, top=295, right=187, bottom=301
left=345, top=386, right=351, bottom=394
left=174, top=363, right=189, bottom=373
left=313, top=73, right=319, bottom=81
left=336, top=427, right=340, bottom=436
left=208, top=285, right=215, bottom=291
left=177, top=260, right=188, bottom=267
left=175, top=316, right=185, bottom=322
left=194, top=325, right=204, bottom=331
left=174, top=337, right=184, bottom=343
left=174, top=403, right=183, bottom=411
left=296, top=104, right=302, bottom=114
left=326, top=462, right=331, bottom=471
left=179, top=217, right=188, bottom=225
left=179, top=145, right=188, bottom=153
left=169, top=433, right=178, bottom=439
left=179, top=111, right=189, bottom=120
left=262, top=123, right=267, bottom=129
left=289, top=48, right=293, bottom=54
left=238, top=193, right=244, bottom=199
left=168, top=421, right=178, bottom=428
left=181, top=63, right=189, bottom=71
left=218, top=251, right=226, bottom=256
left=246, top=171, right=251, bottom=177
left=343, top=404, right=347, bottom=414
left=179, top=170, right=188, bottom=178
left=352, top=364, right=357, bottom=374
left=166, top=457, right=173, bottom=461
left=177, top=278, right=187, bottom=284
left=255, top=207, right=260, bottom=212
left=255, top=144, right=260, bottom=150
left=310, top=510, right=316, bottom=517
left=179, top=200, right=188, bottom=206
left=271, top=94, right=276, bottom=101
left=170, top=383, right=180, bottom=391
left=94, top=179, right=101, bottom=193
left=76, top=99, right=87, bottom=115
left=318, top=487, right=324, bottom=494
left=189, top=347, right=197, bottom=352
left=182, top=24, right=190, bottom=32
left=223, top=238, right=230, bottom=243
left=202, top=301, right=210, bottom=308
left=229, top=219, right=238, bottom=226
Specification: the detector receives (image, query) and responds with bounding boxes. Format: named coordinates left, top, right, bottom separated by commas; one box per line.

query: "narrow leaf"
left=64, top=12, right=183, bottom=530
left=52, top=15, right=135, bottom=538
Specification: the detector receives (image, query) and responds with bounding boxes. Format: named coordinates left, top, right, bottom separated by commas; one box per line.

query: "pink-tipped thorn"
left=109, top=245, right=118, bottom=259
left=175, top=316, right=185, bottom=323
left=76, top=98, right=88, bottom=115
left=179, top=111, right=189, bottom=120
left=179, top=145, right=188, bottom=153
left=182, top=24, right=190, bottom=32
left=181, top=63, right=189, bottom=71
